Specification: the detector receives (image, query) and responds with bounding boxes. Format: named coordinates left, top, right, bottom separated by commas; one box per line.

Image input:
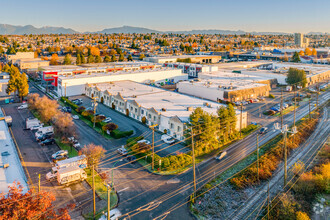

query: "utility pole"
left=107, top=185, right=111, bottom=220
left=280, top=88, right=283, bottom=129
left=284, top=130, right=287, bottom=186
left=259, top=106, right=261, bottom=118
left=240, top=103, right=243, bottom=137
left=38, top=174, right=41, bottom=193
left=309, top=97, right=311, bottom=120
left=92, top=163, right=96, bottom=218
left=256, top=134, right=259, bottom=182
left=93, top=97, right=97, bottom=128
left=64, top=82, right=67, bottom=97
left=192, top=128, right=196, bottom=199
left=149, top=124, right=158, bottom=170
left=293, top=90, right=297, bottom=143
left=316, top=85, right=319, bottom=110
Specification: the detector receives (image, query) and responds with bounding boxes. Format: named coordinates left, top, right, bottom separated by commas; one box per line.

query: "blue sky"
left=1, top=0, right=329, bottom=33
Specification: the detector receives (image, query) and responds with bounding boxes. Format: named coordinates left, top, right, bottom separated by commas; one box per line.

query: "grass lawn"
left=84, top=168, right=117, bottom=204
left=54, top=138, right=78, bottom=157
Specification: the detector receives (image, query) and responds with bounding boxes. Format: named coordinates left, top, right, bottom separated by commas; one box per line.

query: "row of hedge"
left=61, top=97, right=133, bottom=139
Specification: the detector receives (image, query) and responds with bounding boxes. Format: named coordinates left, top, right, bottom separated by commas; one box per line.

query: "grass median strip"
left=54, top=138, right=78, bottom=157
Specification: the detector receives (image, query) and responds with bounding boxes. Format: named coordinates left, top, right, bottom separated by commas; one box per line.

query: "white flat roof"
left=59, top=67, right=180, bottom=80
left=0, top=109, right=29, bottom=194
left=92, top=80, right=228, bottom=122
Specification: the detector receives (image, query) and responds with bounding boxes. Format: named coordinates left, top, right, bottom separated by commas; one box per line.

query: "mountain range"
left=0, top=24, right=328, bottom=35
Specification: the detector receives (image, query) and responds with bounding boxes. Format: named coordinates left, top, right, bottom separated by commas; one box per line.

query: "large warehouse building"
left=144, top=55, right=222, bottom=64
left=85, top=81, right=247, bottom=140
left=57, top=68, right=187, bottom=96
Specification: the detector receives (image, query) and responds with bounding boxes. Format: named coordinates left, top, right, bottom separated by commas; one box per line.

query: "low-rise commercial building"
left=6, top=52, right=35, bottom=63
left=57, top=68, right=187, bottom=96
left=85, top=81, right=247, bottom=140
left=16, top=58, right=50, bottom=70
left=144, top=55, right=222, bottom=64
left=0, top=109, right=29, bottom=194
left=163, top=62, right=218, bottom=78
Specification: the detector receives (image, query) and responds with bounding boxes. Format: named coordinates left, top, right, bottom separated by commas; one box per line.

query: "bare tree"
left=79, top=144, right=106, bottom=168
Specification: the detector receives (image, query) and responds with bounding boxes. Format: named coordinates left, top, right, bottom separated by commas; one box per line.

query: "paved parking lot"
left=70, top=95, right=190, bottom=157
left=1, top=102, right=92, bottom=219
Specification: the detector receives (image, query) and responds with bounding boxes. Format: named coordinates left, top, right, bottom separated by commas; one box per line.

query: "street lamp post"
left=274, top=123, right=297, bottom=186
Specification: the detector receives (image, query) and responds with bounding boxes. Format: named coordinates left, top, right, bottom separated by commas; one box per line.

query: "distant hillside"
left=0, top=24, right=77, bottom=35
left=0, top=23, right=325, bottom=36
left=97, top=25, right=161, bottom=34
left=307, top=32, right=329, bottom=35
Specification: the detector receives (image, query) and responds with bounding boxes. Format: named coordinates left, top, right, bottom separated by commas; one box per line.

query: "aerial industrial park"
left=0, top=1, right=329, bottom=220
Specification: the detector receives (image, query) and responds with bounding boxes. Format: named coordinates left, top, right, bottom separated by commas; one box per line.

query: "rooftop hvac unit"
left=132, top=95, right=136, bottom=98
left=187, top=107, right=193, bottom=111
left=203, top=102, right=208, bottom=106
left=161, top=108, right=166, bottom=112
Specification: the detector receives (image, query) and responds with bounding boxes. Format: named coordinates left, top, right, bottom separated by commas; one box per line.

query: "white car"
left=72, top=115, right=79, bottom=120
left=73, top=140, right=81, bottom=148
left=137, top=139, right=151, bottom=145
left=17, top=104, right=28, bottom=110
left=161, top=135, right=175, bottom=144
left=117, top=146, right=128, bottom=156
left=215, top=151, right=227, bottom=160
left=51, top=150, right=68, bottom=159
left=103, top=117, right=112, bottom=123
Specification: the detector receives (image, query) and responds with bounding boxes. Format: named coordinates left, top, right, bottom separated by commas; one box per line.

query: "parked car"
left=72, top=115, right=79, bottom=120
left=52, top=154, right=68, bottom=163
left=52, top=150, right=68, bottom=159
left=65, top=107, right=72, bottom=113
left=137, top=139, right=151, bottom=145
left=253, top=99, right=259, bottom=102
left=41, top=138, right=55, bottom=146
left=258, top=97, right=265, bottom=101
left=73, top=140, right=81, bottom=148
left=241, top=101, right=249, bottom=105
left=259, top=127, right=268, bottom=134
left=161, top=135, right=175, bottom=144
left=17, top=104, right=28, bottom=110
left=215, top=151, right=227, bottom=160
left=117, top=146, right=128, bottom=156
left=103, top=117, right=112, bottom=123
left=37, top=133, right=54, bottom=142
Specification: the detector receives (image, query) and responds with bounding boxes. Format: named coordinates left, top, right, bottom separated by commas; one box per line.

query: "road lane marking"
left=117, top=187, right=130, bottom=193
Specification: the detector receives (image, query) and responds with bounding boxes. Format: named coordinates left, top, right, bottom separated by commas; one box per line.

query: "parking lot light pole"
left=274, top=123, right=297, bottom=186
left=93, top=97, right=98, bottom=128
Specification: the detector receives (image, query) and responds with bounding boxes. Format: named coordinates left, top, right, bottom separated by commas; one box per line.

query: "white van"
left=215, top=151, right=227, bottom=160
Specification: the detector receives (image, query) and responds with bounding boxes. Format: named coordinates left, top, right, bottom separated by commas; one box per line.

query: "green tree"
left=95, top=55, right=102, bottom=63
left=103, top=55, right=111, bottom=62
left=6, top=47, right=16, bottom=54
left=63, top=54, right=72, bottom=65
left=81, top=54, right=86, bottom=64
left=2, top=64, right=10, bottom=72
left=127, top=54, right=133, bottom=61
left=0, top=46, right=4, bottom=54
left=118, top=53, right=124, bottom=62
left=291, top=51, right=301, bottom=63
left=17, top=73, right=29, bottom=102
left=76, top=53, right=81, bottom=65
left=111, top=55, right=117, bottom=62
left=6, top=65, right=21, bottom=95
left=87, top=55, right=94, bottom=63
left=286, top=68, right=307, bottom=88
left=139, top=54, right=145, bottom=60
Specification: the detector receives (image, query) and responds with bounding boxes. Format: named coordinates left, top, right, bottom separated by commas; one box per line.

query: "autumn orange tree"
left=79, top=144, right=106, bottom=167
left=50, top=54, right=59, bottom=65
left=0, top=182, right=74, bottom=220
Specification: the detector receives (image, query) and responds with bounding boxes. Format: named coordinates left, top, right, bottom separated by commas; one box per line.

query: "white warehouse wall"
left=177, top=82, right=224, bottom=102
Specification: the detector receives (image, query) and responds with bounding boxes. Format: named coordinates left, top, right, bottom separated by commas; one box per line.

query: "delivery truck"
left=25, top=118, right=41, bottom=130
left=57, top=166, right=87, bottom=185
left=46, top=155, right=87, bottom=180
left=35, top=126, right=54, bottom=138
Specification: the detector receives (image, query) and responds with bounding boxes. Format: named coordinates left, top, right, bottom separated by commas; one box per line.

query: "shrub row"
left=126, top=137, right=193, bottom=171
